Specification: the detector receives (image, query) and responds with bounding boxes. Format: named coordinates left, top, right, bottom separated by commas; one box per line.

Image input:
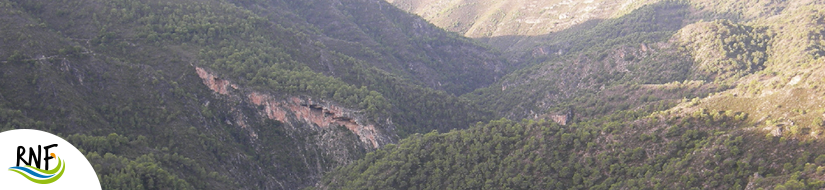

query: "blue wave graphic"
left=8, top=166, right=55, bottom=178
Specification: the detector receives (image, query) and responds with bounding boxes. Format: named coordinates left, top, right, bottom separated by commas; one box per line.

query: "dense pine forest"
left=2, top=0, right=825, bottom=189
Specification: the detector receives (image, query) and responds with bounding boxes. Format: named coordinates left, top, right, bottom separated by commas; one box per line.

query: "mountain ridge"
left=317, top=1, right=825, bottom=189
left=4, top=0, right=825, bottom=189
left=0, top=0, right=505, bottom=189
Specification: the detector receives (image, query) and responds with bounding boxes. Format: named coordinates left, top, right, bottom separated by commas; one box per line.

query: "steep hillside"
left=386, top=0, right=654, bottom=51
left=459, top=0, right=818, bottom=122
left=240, top=0, right=507, bottom=95
left=388, top=0, right=814, bottom=60
left=0, top=0, right=504, bottom=189
left=319, top=1, right=825, bottom=190
left=462, top=1, right=708, bottom=121
left=6, top=0, right=825, bottom=189
left=319, top=112, right=825, bottom=189
left=694, top=5, right=825, bottom=143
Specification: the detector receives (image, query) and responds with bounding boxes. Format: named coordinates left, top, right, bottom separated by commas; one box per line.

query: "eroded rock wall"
left=195, top=67, right=393, bottom=149
left=246, top=92, right=384, bottom=148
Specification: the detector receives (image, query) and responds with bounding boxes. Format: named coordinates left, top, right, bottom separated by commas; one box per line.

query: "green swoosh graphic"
left=8, top=158, right=66, bottom=184
left=23, top=157, right=62, bottom=175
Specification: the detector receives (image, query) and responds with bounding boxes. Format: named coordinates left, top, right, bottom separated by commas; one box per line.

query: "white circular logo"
left=0, top=129, right=101, bottom=189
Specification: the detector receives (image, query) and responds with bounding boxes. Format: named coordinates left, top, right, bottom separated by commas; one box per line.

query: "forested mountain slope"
left=318, top=1, right=825, bottom=189
left=319, top=111, right=825, bottom=189
left=0, top=0, right=506, bottom=189
left=462, top=1, right=704, bottom=121
left=5, top=0, right=825, bottom=189
left=388, top=0, right=808, bottom=60
left=386, top=0, right=653, bottom=51
left=460, top=0, right=819, bottom=122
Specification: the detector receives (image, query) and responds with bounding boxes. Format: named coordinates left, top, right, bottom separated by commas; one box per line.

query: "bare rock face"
left=195, top=66, right=395, bottom=177
left=246, top=92, right=386, bottom=148
left=195, top=67, right=237, bottom=95
left=196, top=67, right=393, bottom=148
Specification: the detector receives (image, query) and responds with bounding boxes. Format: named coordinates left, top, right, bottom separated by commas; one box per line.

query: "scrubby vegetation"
left=3, top=0, right=825, bottom=189
left=462, top=1, right=702, bottom=120
left=319, top=110, right=825, bottom=190
left=319, top=1, right=825, bottom=190
left=0, top=0, right=501, bottom=189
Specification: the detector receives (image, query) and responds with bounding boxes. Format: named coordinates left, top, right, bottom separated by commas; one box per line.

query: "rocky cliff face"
left=196, top=67, right=394, bottom=148
left=195, top=66, right=395, bottom=185
left=246, top=93, right=387, bottom=148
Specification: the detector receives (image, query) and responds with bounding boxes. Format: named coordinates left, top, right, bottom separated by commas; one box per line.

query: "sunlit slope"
left=318, top=3, right=825, bottom=189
